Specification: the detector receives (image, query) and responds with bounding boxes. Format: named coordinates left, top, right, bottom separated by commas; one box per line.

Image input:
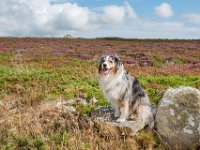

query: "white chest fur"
left=99, top=71, right=127, bottom=103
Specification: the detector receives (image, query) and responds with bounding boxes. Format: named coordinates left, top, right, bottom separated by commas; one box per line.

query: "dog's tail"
left=149, top=106, right=157, bottom=129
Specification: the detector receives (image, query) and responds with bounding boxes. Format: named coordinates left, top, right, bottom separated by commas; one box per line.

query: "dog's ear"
left=114, top=55, right=120, bottom=62
left=99, top=55, right=105, bottom=62
left=114, top=55, right=122, bottom=66
left=98, top=64, right=102, bottom=74
left=98, top=55, right=104, bottom=74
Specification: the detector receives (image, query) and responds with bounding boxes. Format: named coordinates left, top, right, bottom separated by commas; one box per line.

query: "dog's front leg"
left=117, top=100, right=129, bottom=122
left=113, top=103, right=120, bottom=118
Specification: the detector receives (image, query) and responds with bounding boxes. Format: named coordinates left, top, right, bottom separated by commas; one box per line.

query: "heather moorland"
left=0, top=37, right=200, bottom=149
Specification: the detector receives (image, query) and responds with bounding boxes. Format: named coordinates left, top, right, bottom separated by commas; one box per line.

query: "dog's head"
left=98, top=55, right=122, bottom=76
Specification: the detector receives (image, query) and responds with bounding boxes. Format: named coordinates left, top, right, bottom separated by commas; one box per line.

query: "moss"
left=136, top=129, right=164, bottom=150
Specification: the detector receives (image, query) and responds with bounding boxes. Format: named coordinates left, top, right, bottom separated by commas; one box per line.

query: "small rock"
left=127, top=53, right=145, bottom=58
left=183, top=126, right=193, bottom=135
left=90, top=106, right=115, bottom=121
left=56, top=101, right=76, bottom=113
left=37, top=97, right=88, bottom=114
left=89, top=97, right=98, bottom=105
left=54, top=97, right=89, bottom=113
left=64, top=97, right=88, bottom=106
left=164, top=60, right=175, bottom=66
left=169, top=108, right=175, bottom=116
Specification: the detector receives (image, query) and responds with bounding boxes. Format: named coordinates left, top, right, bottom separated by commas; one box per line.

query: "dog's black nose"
left=103, top=64, right=107, bottom=68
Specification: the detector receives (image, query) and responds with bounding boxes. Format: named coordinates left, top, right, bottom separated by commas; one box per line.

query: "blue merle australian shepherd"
left=98, top=55, right=154, bottom=128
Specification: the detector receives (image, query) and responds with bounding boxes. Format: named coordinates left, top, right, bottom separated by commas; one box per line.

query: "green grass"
left=153, top=55, right=164, bottom=68
left=0, top=134, right=45, bottom=150
left=138, top=75, right=200, bottom=105
left=0, top=59, right=199, bottom=108
left=0, top=59, right=106, bottom=111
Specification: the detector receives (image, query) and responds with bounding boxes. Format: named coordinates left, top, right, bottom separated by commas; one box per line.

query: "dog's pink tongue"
left=103, top=70, right=110, bottom=75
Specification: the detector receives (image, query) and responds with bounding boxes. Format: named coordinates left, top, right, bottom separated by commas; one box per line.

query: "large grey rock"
left=90, top=106, right=150, bottom=135
left=156, top=86, right=200, bottom=149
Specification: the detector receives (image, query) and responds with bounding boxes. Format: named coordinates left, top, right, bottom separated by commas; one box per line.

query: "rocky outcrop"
left=90, top=106, right=152, bottom=135
left=155, top=86, right=200, bottom=149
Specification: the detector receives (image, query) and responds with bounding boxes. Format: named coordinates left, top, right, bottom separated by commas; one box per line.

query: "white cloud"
left=101, top=5, right=125, bottom=23
left=20, top=0, right=94, bottom=32
left=99, top=2, right=138, bottom=24
left=49, top=3, right=92, bottom=30
left=0, top=0, right=199, bottom=39
left=0, top=0, right=138, bottom=36
left=124, top=2, right=138, bottom=20
left=154, top=3, right=174, bottom=18
left=76, top=20, right=200, bottom=39
left=184, top=13, right=200, bottom=24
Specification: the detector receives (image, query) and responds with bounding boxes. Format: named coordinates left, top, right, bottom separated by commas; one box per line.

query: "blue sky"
left=92, top=0, right=195, bottom=11
left=0, top=0, right=200, bottom=38
left=51, top=0, right=200, bottom=15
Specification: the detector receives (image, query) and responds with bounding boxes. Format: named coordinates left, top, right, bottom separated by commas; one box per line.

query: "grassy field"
left=0, top=38, right=199, bottom=149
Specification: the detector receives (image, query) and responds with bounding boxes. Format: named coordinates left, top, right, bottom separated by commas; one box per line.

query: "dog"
left=98, top=55, right=154, bottom=128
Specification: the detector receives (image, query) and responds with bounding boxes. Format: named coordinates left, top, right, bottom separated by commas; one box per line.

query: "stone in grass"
left=63, top=97, right=88, bottom=106
left=56, top=97, right=89, bottom=113
left=90, top=106, right=151, bottom=135
left=155, top=86, right=200, bottom=150
left=36, top=97, right=90, bottom=114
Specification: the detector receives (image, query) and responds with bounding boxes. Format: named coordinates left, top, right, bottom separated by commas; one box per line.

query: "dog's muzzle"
left=102, top=67, right=112, bottom=75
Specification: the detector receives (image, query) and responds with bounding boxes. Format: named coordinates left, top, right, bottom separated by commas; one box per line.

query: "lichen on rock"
left=155, top=86, right=200, bottom=149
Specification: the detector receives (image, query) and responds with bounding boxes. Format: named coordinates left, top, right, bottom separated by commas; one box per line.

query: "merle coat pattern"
left=98, top=55, right=154, bottom=127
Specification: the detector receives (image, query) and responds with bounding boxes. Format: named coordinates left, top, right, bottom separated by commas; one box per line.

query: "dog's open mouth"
left=102, top=68, right=112, bottom=75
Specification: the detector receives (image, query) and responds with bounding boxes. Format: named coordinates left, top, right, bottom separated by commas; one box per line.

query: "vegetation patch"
left=0, top=38, right=199, bottom=149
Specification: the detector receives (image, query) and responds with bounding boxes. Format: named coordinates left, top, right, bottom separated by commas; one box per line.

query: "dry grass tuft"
left=0, top=101, right=139, bottom=149
left=136, top=130, right=162, bottom=150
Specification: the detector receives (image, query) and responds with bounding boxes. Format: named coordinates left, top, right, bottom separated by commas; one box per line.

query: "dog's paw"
left=116, top=118, right=126, bottom=122
left=114, top=112, right=120, bottom=118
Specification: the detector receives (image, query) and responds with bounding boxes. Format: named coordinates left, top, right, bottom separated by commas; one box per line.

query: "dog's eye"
left=109, top=60, right=113, bottom=63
